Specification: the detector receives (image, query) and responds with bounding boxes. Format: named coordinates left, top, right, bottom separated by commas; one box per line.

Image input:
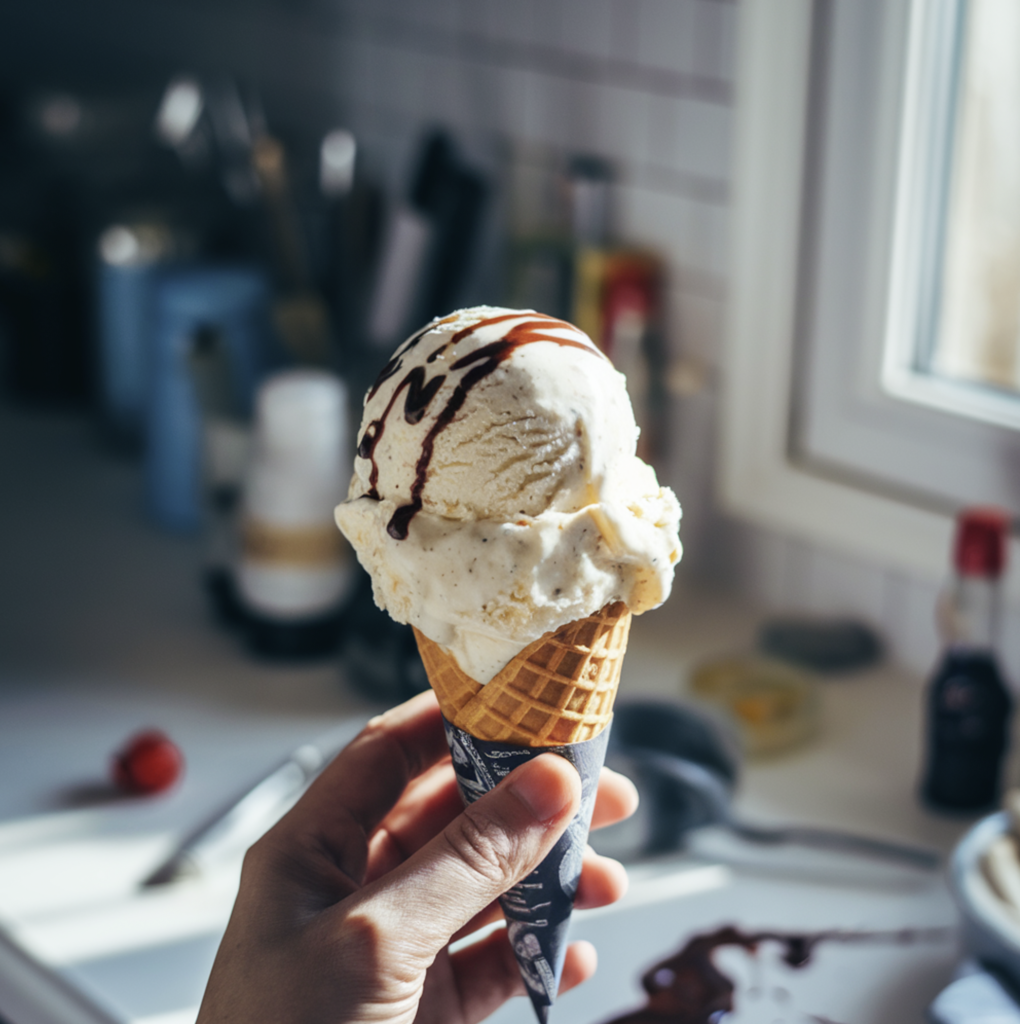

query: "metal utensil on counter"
left=596, top=700, right=939, bottom=870
left=630, top=749, right=939, bottom=869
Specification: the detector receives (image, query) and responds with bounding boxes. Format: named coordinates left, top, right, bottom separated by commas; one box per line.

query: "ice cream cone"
left=414, top=602, right=630, bottom=1021
left=413, top=601, right=631, bottom=747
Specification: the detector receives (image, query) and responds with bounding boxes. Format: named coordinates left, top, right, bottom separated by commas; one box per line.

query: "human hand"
left=197, top=690, right=637, bottom=1024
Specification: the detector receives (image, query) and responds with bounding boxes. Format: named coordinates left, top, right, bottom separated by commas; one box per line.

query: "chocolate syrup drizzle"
left=356, top=313, right=605, bottom=540
left=602, top=925, right=950, bottom=1024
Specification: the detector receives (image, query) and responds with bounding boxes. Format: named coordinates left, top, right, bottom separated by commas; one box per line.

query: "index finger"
left=269, top=690, right=450, bottom=885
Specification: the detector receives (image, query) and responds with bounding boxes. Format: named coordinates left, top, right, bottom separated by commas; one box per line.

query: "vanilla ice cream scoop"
left=335, top=306, right=681, bottom=682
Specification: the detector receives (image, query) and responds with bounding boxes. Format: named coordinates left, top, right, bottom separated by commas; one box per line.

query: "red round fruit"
left=112, top=730, right=184, bottom=794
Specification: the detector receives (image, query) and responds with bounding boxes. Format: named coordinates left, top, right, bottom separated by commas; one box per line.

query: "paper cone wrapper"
left=415, top=603, right=629, bottom=1020
left=441, top=716, right=612, bottom=1023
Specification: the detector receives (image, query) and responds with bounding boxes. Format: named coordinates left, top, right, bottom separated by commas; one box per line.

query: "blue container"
left=97, top=260, right=160, bottom=445
left=146, top=266, right=270, bottom=532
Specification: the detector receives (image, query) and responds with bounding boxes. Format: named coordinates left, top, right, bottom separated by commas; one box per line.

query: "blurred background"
left=5, top=0, right=1017, bottom=686
left=0, top=0, right=735, bottom=685
left=6, top=2, right=1020, bottom=1021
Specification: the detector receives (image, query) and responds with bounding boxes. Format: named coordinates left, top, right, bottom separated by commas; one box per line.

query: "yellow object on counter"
left=687, top=655, right=819, bottom=757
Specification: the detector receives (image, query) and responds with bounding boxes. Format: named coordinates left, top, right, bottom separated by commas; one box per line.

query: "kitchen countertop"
left=0, top=405, right=979, bottom=1023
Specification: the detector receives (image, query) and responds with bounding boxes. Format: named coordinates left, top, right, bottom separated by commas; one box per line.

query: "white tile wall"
left=729, top=514, right=1020, bottom=685
left=560, top=0, right=618, bottom=61
left=881, top=572, right=943, bottom=676
left=331, top=2, right=731, bottom=206
left=636, top=0, right=699, bottom=74
left=667, top=286, right=726, bottom=361
left=13, top=0, right=1010, bottom=686
left=325, top=0, right=999, bottom=685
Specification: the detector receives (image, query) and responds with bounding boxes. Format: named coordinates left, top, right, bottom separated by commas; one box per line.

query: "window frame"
left=722, top=0, right=951, bottom=581
left=884, top=0, right=1020, bottom=430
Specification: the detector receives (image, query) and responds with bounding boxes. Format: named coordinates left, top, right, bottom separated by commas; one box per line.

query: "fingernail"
left=508, top=755, right=576, bottom=823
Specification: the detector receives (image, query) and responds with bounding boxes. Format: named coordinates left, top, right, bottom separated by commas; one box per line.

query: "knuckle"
left=237, top=837, right=275, bottom=890
left=241, top=836, right=269, bottom=872
left=445, top=805, right=520, bottom=885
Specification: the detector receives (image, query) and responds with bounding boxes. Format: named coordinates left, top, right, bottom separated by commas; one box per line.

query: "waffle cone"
left=414, top=601, right=631, bottom=746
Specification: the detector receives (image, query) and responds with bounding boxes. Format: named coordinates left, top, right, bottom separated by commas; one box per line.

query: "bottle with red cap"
left=920, top=507, right=1014, bottom=812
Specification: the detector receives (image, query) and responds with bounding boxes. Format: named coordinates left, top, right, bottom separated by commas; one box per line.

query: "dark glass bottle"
left=921, top=508, right=1014, bottom=813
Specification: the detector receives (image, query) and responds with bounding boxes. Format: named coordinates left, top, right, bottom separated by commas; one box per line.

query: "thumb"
left=351, top=753, right=581, bottom=961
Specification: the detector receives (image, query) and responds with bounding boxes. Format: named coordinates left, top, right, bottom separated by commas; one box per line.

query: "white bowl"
left=950, top=811, right=1020, bottom=986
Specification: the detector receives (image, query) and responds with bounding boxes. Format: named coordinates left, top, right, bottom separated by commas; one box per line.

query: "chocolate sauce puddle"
left=601, top=925, right=950, bottom=1024
left=355, top=312, right=604, bottom=540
